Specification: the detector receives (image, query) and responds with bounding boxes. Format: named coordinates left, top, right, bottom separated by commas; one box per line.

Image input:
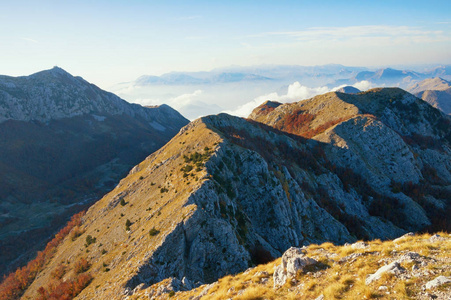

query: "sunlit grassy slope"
left=147, top=232, right=451, bottom=300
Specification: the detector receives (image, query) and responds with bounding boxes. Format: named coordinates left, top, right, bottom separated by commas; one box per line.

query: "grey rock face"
left=316, top=115, right=422, bottom=187
left=250, top=88, right=451, bottom=235
left=0, top=67, right=187, bottom=130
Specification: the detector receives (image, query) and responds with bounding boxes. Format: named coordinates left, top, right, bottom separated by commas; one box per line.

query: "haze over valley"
left=111, top=64, right=451, bottom=119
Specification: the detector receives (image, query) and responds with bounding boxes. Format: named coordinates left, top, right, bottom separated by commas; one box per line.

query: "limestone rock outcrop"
left=273, top=247, right=317, bottom=287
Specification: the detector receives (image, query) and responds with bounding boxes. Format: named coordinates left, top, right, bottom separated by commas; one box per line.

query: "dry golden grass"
left=21, top=121, right=224, bottom=300
left=167, top=232, right=451, bottom=300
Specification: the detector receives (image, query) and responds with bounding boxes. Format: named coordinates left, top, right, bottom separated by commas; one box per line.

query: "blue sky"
left=1, top=0, right=450, bottom=88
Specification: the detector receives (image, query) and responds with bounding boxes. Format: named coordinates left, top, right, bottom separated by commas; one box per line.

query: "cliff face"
left=18, top=89, right=451, bottom=300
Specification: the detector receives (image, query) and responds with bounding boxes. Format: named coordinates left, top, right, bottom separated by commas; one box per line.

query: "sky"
left=1, top=0, right=450, bottom=89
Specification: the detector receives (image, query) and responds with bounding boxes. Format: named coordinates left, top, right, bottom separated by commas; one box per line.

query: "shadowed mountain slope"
left=0, top=67, right=189, bottom=276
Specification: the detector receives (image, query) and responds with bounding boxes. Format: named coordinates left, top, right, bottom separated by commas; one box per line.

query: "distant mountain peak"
left=30, top=66, right=73, bottom=78
left=408, top=77, right=451, bottom=94
left=335, top=86, right=361, bottom=94
left=0, top=68, right=188, bottom=124
left=410, top=77, right=451, bottom=115
left=50, top=65, right=66, bottom=73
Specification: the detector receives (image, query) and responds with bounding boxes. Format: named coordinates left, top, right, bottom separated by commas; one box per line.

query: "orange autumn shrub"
left=0, top=211, right=85, bottom=300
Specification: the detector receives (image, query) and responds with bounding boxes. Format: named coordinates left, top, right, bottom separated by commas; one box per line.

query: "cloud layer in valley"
left=130, top=89, right=222, bottom=120
left=224, top=81, right=373, bottom=117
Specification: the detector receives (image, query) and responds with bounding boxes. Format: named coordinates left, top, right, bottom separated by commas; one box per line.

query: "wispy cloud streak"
left=20, top=37, right=38, bottom=43
left=255, top=25, right=448, bottom=43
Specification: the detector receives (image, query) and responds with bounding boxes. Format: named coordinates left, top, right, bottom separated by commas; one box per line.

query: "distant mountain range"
left=135, top=72, right=273, bottom=85
left=129, top=64, right=368, bottom=86
left=0, top=67, right=188, bottom=276
left=128, top=65, right=451, bottom=88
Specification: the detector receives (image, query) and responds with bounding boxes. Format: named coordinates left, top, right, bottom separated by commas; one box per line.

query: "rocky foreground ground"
left=132, top=232, right=451, bottom=300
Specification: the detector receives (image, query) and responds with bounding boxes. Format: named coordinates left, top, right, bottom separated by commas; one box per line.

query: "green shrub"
left=85, top=235, right=96, bottom=247
left=149, top=227, right=160, bottom=236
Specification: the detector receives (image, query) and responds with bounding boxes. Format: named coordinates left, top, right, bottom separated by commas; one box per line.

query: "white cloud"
left=171, top=90, right=203, bottom=108
left=130, top=89, right=222, bottom=120
left=262, top=25, right=448, bottom=44
left=353, top=80, right=373, bottom=91
left=225, top=81, right=373, bottom=117
left=168, top=90, right=221, bottom=120
left=223, top=93, right=275, bottom=118
left=331, top=80, right=374, bottom=92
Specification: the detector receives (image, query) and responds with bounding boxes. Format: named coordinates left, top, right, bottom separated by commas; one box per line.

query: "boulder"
left=351, top=241, right=369, bottom=249
left=393, top=232, right=415, bottom=243
left=424, top=276, right=451, bottom=290
left=273, top=247, right=317, bottom=288
left=366, top=261, right=406, bottom=285
left=429, top=234, right=446, bottom=243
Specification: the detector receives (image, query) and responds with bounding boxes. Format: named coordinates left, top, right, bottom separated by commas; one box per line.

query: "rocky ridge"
left=9, top=88, right=450, bottom=300
left=0, top=67, right=185, bottom=125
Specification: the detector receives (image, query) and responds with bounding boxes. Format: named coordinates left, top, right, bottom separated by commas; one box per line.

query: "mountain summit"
left=0, top=67, right=189, bottom=277
left=0, top=67, right=185, bottom=124
left=10, top=88, right=450, bottom=299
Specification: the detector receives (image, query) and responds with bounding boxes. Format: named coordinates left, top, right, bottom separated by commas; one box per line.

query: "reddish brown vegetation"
left=69, top=226, right=84, bottom=241
left=302, top=117, right=348, bottom=138
left=277, top=110, right=348, bottom=139
left=51, top=264, right=67, bottom=280
left=402, top=133, right=443, bottom=151
left=36, top=273, right=92, bottom=300
left=281, top=111, right=315, bottom=136
left=73, top=258, right=90, bottom=274
left=0, top=211, right=85, bottom=300
left=258, top=104, right=276, bottom=115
